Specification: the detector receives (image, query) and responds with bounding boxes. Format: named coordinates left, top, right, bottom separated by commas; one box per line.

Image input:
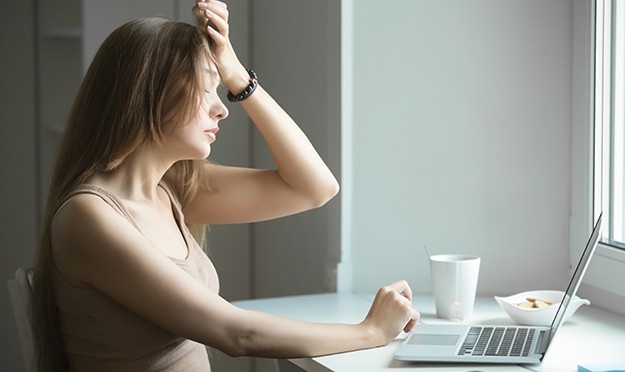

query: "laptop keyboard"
left=457, top=326, right=536, bottom=357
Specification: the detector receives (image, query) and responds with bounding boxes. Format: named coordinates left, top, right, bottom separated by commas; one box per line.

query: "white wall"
left=341, top=0, right=576, bottom=296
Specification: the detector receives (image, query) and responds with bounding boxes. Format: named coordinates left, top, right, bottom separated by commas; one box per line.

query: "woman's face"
left=164, top=67, right=229, bottom=161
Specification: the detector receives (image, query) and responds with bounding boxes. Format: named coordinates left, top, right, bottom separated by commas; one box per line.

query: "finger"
left=202, top=0, right=229, bottom=21
left=204, top=9, right=229, bottom=36
left=388, top=280, right=413, bottom=303
left=204, top=23, right=225, bottom=45
left=403, top=319, right=417, bottom=333
left=208, top=0, right=227, bottom=10
left=403, top=309, right=420, bottom=333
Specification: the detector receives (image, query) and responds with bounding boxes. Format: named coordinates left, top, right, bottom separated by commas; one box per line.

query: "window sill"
left=580, top=243, right=625, bottom=316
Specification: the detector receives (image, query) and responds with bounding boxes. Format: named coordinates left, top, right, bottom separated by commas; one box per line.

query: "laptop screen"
left=543, top=213, right=603, bottom=351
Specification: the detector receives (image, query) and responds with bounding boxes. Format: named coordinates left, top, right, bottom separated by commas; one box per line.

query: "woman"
left=31, top=1, right=420, bottom=371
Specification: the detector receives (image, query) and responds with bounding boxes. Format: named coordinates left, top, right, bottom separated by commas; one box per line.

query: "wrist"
left=226, top=68, right=258, bottom=102
left=223, top=67, right=250, bottom=94
left=358, top=321, right=384, bottom=348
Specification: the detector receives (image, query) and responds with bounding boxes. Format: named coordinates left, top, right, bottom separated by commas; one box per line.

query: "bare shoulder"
left=52, top=192, right=115, bottom=230
left=49, top=192, right=242, bottom=349
left=50, top=193, right=141, bottom=287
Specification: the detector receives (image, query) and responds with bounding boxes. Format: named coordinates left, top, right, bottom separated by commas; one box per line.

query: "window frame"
left=573, top=0, right=625, bottom=315
left=603, top=0, right=625, bottom=249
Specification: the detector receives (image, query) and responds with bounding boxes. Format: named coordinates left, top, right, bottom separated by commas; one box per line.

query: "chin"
left=199, top=146, right=212, bottom=159
left=181, top=146, right=211, bottom=161
left=194, top=149, right=211, bottom=160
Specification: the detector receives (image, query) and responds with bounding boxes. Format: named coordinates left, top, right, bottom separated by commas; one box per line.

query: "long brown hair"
left=31, top=17, right=214, bottom=371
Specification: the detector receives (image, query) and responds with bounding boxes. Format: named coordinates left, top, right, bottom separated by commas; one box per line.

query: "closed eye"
left=205, top=86, right=227, bottom=97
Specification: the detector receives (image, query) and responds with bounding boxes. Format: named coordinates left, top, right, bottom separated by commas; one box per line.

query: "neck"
left=88, top=145, right=175, bottom=203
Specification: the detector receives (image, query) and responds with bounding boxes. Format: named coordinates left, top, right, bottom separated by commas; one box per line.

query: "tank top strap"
left=56, top=184, right=141, bottom=231
left=157, top=180, right=182, bottom=212
left=157, top=180, right=196, bottom=261
left=156, top=180, right=186, bottom=224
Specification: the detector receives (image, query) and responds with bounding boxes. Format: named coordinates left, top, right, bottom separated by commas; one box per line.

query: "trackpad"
left=408, top=334, right=460, bottom=346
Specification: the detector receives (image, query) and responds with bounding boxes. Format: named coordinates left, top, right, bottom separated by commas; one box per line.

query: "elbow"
left=311, top=178, right=340, bottom=208
left=221, top=331, right=252, bottom=358
left=223, top=345, right=247, bottom=359
left=219, top=318, right=257, bottom=358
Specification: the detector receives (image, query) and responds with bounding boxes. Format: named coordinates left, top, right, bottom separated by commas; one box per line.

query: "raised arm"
left=183, top=1, right=339, bottom=224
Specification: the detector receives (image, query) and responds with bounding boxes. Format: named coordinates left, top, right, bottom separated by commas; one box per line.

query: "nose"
left=210, top=99, right=229, bottom=121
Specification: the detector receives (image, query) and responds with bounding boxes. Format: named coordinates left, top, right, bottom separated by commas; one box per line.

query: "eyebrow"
left=204, top=68, right=222, bottom=84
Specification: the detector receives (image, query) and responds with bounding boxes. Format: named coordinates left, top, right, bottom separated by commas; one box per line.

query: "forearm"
left=235, top=310, right=381, bottom=358
left=239, top=85, right=339, bottom=205
left=198, top=285, right=416, bottom=359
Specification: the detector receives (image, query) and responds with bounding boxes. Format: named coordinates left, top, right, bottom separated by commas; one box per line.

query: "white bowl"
left=494, top=290, right=590, bottom=326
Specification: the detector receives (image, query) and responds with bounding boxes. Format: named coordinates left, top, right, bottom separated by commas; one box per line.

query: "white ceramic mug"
left=429, top=254, right=481, bottom=321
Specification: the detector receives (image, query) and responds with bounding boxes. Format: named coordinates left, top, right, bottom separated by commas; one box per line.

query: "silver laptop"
left=395, top=213, right=603, bottom=365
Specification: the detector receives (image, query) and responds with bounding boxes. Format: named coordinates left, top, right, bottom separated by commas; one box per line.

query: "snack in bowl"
left=516, top=297, right=553, bottom=309
left=495, top=290, right=590, bottom=326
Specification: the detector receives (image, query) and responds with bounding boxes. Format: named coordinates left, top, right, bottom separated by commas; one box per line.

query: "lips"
left=204, top=127, right=219, bottom=141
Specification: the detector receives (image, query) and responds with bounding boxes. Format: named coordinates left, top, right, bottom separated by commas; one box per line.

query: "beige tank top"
left=52, top=181, right=219, bottom=372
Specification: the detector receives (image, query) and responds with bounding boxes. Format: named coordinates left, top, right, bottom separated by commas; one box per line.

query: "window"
left=575, top=0, right=625, bottom=314
left=595, top=0, right=625, bottom=250
left=569, top=0, right=625, bottom=314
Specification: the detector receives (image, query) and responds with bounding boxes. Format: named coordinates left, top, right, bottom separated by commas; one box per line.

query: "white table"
left=234, top=292, right=625, bottom=372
